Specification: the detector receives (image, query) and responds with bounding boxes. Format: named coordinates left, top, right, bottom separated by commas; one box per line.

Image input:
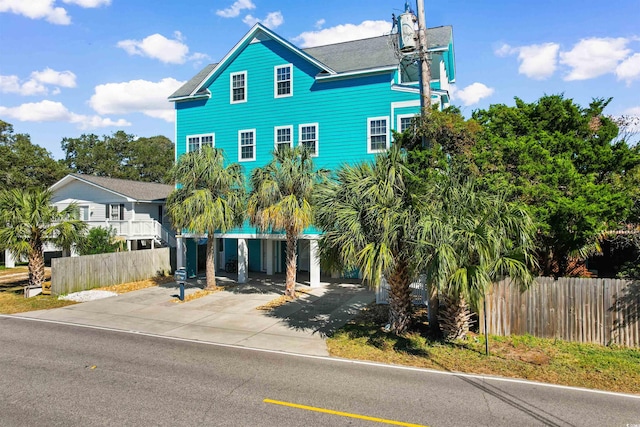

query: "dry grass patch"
left=0, top=292, right=76, bottom=314
left=327, top=303, right=640, bottom=395
left=173, top=287, right=224, bottom=303
left=256, top=287, right=312, bottom=311
left=96, top=276, right=173, bottom=294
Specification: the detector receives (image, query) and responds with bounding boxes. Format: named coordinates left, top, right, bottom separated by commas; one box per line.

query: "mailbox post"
left=174, top=268, right=187, bottom=301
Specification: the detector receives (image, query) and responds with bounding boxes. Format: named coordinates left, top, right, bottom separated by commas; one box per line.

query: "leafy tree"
left=0, top=188, right=86, bottom=288
left=166, top=147, right=245, bottom=289
left=77, top=227, right=125, bottom=255
left=471, top=95, right=640, bottom=276
left=315, top=145, right=422, bottom=333
left=61, top=131, right=174, bottom=183
left=420, top=174, right=536, bottom=340
left=0, top=120, right=69, bottom=190
left=248, top=146, right=328, bottom=298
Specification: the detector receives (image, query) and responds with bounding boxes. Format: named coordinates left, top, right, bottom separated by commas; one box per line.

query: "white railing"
left=376, top=275, right=427, bottom=305
left=84, top=220, right=176, bottom=247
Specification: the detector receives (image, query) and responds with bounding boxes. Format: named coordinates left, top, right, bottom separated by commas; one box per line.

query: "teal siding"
left=248, top=239, right=261, bottom=271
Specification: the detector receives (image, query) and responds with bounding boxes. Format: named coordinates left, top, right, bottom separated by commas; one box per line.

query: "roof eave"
left=315, top=65, right=397, bottom=81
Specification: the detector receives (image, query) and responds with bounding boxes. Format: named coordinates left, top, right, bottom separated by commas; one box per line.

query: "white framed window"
left=230, top=71, right=247, bottom=103
left=397, top=114, right=415, bottom=133
left=79, top=205, right=89, bottom=221
left=274, top=64, right=292, bottom=98
left=367, top=116, right=389, bottom=153
left=187, top=133, right=214, bottom=152
left=109, top=204, right=121, bottom=221
left=238, top=129, right=256, bottom=161
left=299, top=123, right=318, bottom=157
left=274, top=126, right=293, bottom=152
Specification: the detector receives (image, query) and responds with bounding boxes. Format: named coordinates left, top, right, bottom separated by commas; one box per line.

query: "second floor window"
left=368, top=117, right=389, bottom=153
left=275, top=64, right=292, bottom=97
left=231, top=71, right=246, bottom=103
left=299, top=124, right=318, bottom=156
left=187, top=134, right=214, bottom=152
left=275, top=126, right=292, bottom=151
left=239, top=129, right=256, bottom=161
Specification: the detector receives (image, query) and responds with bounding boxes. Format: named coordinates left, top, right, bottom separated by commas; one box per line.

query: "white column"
left=176, top=236, right=185, bottom=270
left=5, top=249, right=15, bottom=268
left=266, top=240, right=274, bottom=275
left=237, top=238, right=248, bottom=283
left=151, top=239, right=155, bottom=250
left=309, top=239, right=321, bottom=287
left=127, top=240, right=132, bottom=251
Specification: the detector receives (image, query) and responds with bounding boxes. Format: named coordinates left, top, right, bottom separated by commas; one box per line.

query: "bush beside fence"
left=480, top=277, right=639, bottom=347
left=51, top=248, right=171, bottom=296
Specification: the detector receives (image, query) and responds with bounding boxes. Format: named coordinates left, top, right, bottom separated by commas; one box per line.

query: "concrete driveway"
left=15, top=274, right=375, bottom=356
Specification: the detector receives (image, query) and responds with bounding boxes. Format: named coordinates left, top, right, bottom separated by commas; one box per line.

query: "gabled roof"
left=170, top=23, right=454, bottom=102
left=51, top=174, right=173, bottom=202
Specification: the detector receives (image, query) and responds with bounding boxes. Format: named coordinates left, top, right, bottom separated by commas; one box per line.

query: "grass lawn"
left=327, top=304, right=640, bottom=395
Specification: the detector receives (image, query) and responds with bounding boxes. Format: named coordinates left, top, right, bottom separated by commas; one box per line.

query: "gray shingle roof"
left=168, top=26, right=452, bottom=99
left=71, top=174, right=173, bottom=201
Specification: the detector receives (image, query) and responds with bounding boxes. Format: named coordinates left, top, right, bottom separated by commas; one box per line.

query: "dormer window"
left=230, top=71, right=247, bottom=103
left=274, top=64, right=292, bottom=98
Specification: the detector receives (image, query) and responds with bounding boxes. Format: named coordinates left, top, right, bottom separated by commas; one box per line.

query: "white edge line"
left=3, top=314, right=639, bottom=401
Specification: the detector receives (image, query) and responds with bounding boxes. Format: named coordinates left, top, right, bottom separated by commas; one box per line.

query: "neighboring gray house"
left=49, top=174, right=176, bottom=252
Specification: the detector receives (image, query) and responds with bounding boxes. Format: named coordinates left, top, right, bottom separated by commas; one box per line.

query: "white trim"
left=190, top=24, right=335, bottom=97
left=391, top=100, right=421, bottom=109
left=230, top=71, right=247, bottom=104
left=315, top=65, right=398, bottom=81
left=274, top=64, right=293, bottom=98
left=390, top=84, right=420, bottom=94
left=367, top=116, right=390, bottom=154
left=298, top=123, right=319, bottom=157
left=396, top=114, right=415, bottom=132
left=238, top=129, right=256, bottom=162
left=168, top=93, right=210, bottom=102
left=215, top=233, right=320, bottom=240
left=186, top=133, right=215, bottom=153
left=274, top=125, right=293, bottom=151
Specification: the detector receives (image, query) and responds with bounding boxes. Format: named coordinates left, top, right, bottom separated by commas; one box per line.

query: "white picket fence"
left=376, top=275, right=428, bottom=305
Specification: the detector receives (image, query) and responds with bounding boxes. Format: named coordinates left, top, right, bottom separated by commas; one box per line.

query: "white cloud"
left=0, top=0, right=70, bottom=25
left=315, top=19, right=325, bottom=29
left=216, top=0, right=254, bottom=18
left=0, top=100, right=130, bottom=129
left=89, top=78, right=184, bottom=122
left=450, top=83, right=494, bottom=106
left=294, top=20, right=392, bottom=48
left=560, top=37, right=631, bottom=81
left=62, top=0, right=110, bottom=7
left=117, top=32, right=208, bottom=65
left=494, top=42, right=559, bottom=80
left=242, top=11, right=283, bottom=29
left=616, top=53, right=640, bottom=85
left=0, top=68, right=76, bottom=96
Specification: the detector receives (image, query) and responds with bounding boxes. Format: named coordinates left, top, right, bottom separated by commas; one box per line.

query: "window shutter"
left=120, top=203, right=125, bottom=220
left=105, top=204, right=109, bottom=219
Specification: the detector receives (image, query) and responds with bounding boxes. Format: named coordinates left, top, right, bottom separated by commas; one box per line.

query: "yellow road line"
left=263, top=398, right=428, bottom=427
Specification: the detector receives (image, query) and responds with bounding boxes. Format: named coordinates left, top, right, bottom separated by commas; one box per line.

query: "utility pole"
left=416, top=0, right=431, bottom=113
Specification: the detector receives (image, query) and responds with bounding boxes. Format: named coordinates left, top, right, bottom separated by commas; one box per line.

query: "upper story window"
left=230, top=71, right=247, bottom=103
left=238, top=129, right=256, bottom=162
left=368, top=117, right=389, bottom=153
left=187, top=134, right=214, bottom=152
left=274, top=126, right=293, bottom=152
left=397, top=115, right=414, bottom=133
left=274, top=64, right=292, bottom=98
left=299, top=123, right=318, bottom=157
left=79, top=205, right=89, bottom=221
left=108, top=203, right=124, bottom=221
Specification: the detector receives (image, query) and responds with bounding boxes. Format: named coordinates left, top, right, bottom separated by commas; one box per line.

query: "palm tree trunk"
left=285, top=228, right=297, bottom=298
left=439, top=294, right=474, bottom=341
left=387, top=260, right=412, bottom=334
left=205, top=233, right=216, bottom=289
left=28, top=237, right=45, bottom=289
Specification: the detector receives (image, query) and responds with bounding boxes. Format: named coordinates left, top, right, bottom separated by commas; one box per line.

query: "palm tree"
left=0, top=188, right=86, bottom=289
left=247, top=146, right=328, bottom=298
left=166, top=147, right=245, bottom=289
left=315, top=145, right=422, bottom=333
left=419, top=176, right=537, bottom=340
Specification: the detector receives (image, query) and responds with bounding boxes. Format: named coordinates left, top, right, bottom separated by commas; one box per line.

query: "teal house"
left=169, top=23, right=455, bottom=285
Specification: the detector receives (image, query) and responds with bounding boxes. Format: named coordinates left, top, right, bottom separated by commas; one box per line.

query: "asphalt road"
left=1, top=316, right=638, bottom=427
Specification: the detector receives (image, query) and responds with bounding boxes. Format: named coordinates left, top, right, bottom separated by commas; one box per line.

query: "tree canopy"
left=61, top=131, right=174, bottom=184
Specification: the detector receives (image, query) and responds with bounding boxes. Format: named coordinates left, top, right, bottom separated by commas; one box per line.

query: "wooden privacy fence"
left=480, top=277, right=640, bottom=347
left=51, top=248, right=171, bottom=296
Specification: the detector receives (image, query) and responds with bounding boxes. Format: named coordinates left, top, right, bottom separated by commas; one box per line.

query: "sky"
left=1, top=0, right=639, bottom=159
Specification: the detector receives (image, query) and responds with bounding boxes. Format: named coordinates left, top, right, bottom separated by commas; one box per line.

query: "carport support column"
left=176, top=235, right=186, bottom=270
left=266, top=239, right=274, bottom=275
left=237, top=238, right=248, bottom=284
left=5, top=249, right=15, bottom=268
left=309, top=239, right=320, bottom=287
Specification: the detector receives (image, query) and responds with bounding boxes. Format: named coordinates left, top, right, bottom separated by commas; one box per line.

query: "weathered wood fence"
left=51, top=248, right=171, bottom=296
left=480, top=277, right=640, bottom=347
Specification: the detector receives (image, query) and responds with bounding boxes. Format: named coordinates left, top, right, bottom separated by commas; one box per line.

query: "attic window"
left=230, top=71, right=247, bottom=103
left=275, top=64, right=292, bottom=98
